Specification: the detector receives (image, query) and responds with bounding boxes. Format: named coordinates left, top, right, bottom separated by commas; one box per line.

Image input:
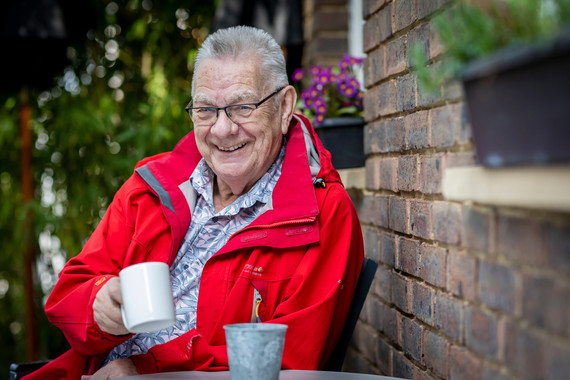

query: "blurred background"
left=0, top=0, right=216, bottom=375
left=0, top=0, right=313, bottom=375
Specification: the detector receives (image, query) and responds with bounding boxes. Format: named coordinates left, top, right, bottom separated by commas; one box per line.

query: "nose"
left=210, top=108, right=238, bottom=137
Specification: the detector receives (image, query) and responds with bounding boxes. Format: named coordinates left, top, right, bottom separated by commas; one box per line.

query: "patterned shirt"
left=104, top=144, right=286, bottom=363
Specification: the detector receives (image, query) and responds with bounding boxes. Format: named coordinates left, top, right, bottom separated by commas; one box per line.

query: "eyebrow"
left=192, top=89, right=258, bottom=106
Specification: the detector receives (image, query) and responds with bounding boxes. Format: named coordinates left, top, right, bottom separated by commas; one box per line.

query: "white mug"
left=119, top=261, right=175, bottom=333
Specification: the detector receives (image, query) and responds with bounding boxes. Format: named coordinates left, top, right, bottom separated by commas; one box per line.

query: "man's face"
left=192, top=57, right=287, bottom=195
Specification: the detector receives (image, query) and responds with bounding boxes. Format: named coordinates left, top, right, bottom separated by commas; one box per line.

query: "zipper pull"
left=251, top=287, right=263, bottom=323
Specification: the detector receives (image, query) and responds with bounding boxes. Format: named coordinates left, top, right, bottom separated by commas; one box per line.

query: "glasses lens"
left=227, top=105, right=255, bottom=122
left=191, top=108, right=217, bottom=124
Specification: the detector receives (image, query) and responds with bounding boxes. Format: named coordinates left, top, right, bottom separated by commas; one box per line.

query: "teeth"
left=218, top=142, right=246, bottom=152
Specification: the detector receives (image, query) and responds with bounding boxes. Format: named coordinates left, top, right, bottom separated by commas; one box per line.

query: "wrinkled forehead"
left=192, top=57, right=264, bottom=104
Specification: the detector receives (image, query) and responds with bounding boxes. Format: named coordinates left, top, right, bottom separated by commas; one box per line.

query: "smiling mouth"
left=218, top=142, right=247, bottom=152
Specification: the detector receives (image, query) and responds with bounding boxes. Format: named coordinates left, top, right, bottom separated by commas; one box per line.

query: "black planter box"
left=461, top=32, right=570, bottom=167
left=314, top=117, right=365, bottom=169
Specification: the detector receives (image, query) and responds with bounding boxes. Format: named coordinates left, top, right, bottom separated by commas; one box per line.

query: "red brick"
left=461, top=205, right=494, bottom=253
left=433, top=201, right=462, bottom=245
left=376, top=337, right=393, bottom=375
left=393, top=350, right=414, bottom=379
left=364, top=120, right=387, bottom=154
left=544, top=222, right=570, bottom=275
left=503, top=321, right=547, bottom=380
left=418, top=243, right=446, bottom=288
left=401, top=315, right=423, bottom=362
left=386, top=117, right=405, bottom=152
left=446, top=249, right=477, bottom=301
left=407, top=22, right=430, bottom=67
left=429, top=19, right=444, bottom=59
left=435, top=292, right=463, bottom=342
left=378, top=80, right=400, bottom=116
left=397, top=236, right=419, bottom=275
left=545, top=343, right=570, bottom=380
left=478, top=260, right=516, bottom=313
left=393, top=272, right=412, bottom=313
left=365, top=226, right=381, bottom=263
left=393, top=0, right=416, bottom=32
left=312, top=37, right=348, bottom=57
left=365, top=157, right=381, bottom=190
left=521, top=273, right=570, bottom=336
left=378, top=4, right=393, bottom=42
left=372, top=194, right=390, bottom=228
left=381, top=231, right=397, bottom=267
left=352, top=324, right=376, bottom=365
left=363, top=13, right=380, bottom=53
left=363, top=83, right=380, bottom=120
left=389, top=196, right=409, bottom=234
left=364, top=0, right=387, bottom=17
left=445, top=151, right=476, bottom=168
left=380, top=157, right=398, bottom=192
left=313, top=9, right=349, bottom=32
left=423, top=329, right=449, bottom=378
left=417, top=0, right=439, bottom=19
left=384, top=305, right=400, bottom=344
left=497, top=213, right=546, bottom=267
left=449, top=346, right=483, bottom=380
left=398, top=155, right=419, bottom=192
left=356, top=194, right=373, bottom=224
left=386, top=35, right=407, bottom=76
left=464, top=304, right=499, bottom=360
left=404, top=110, right=429, bottom=150
left=410, top=199, right=433, bottom=240
left=374, top=265, right=393, bottom=303
left=413, top=281, right=434, bottom=325
left=398, top=73, right=416, bottom=111
left=430, top=104, right=460, bottom=148
left=365, top=47, right=386, bottom=86
left=420, top=153, right=445, bottom=194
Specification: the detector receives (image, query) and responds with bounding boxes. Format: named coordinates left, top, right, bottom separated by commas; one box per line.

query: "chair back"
left=9, top=361, right=49, bottom=380
left=323, top=257, right=378, bottom=371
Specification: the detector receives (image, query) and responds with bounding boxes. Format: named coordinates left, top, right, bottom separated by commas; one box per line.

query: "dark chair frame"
left=9, top=361, right=50, bottom=380
left=323, top=257, right=378, bottom=371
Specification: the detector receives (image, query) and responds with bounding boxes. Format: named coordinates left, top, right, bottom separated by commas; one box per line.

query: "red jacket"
left=27, top=114, right=364, bottom=379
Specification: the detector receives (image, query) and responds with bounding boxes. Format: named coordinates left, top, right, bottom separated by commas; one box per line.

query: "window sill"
left=443, top=165, right=570, bottom=212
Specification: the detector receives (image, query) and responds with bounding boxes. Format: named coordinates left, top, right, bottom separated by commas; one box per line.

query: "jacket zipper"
left=251, top=287, right=263, bottom=323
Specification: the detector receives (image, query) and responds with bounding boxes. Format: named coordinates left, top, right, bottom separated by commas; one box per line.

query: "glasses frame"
left=185, top=86, right=286, bottom=125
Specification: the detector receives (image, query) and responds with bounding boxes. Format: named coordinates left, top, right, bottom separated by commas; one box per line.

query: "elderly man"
left=27, top=26, right=363, bottom=379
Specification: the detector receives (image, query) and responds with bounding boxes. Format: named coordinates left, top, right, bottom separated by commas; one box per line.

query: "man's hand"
left=81, top=358, right=138, bottom=379
left=93, top=277, right=130, bottom=336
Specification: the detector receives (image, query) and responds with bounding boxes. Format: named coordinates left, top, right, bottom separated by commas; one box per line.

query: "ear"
left=279, top=85, right=298, bottom=135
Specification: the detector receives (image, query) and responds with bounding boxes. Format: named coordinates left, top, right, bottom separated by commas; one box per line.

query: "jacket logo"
left=243, top=264, right=264, bottom=277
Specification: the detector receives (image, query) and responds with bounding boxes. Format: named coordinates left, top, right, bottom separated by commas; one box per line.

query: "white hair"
left=191, top=26, right=289, bottom=97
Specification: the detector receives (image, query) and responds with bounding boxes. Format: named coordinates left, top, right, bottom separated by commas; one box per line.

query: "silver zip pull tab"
left=251, top=287, right=263, bottom=323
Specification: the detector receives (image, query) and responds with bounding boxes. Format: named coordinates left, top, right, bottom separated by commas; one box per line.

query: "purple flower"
left=292, top=68, right=304, bottom=82
left=313, top=97, right=327, bottom=115
left=338, top=82, right=357, bottom=98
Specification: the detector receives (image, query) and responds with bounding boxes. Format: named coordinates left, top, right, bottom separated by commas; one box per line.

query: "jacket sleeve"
left=44, top=178, right=155, bottom=355
left=129, top=182, right=365, bottom=373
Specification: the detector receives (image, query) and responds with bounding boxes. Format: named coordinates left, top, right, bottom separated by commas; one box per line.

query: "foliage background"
left=0, top=0, right=216, bottom=375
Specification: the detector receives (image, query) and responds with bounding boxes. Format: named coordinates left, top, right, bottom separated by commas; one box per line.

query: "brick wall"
left=342, top=0, right=570, bottom=379
left=302, top=0, right=350, bottom=67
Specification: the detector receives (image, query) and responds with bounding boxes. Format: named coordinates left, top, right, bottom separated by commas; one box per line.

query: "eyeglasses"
left=186, top=86, right=286, bottom=126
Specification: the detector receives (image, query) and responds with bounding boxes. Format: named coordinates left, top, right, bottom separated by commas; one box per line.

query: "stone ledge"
left=443, top=165, right=570, bottom=213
